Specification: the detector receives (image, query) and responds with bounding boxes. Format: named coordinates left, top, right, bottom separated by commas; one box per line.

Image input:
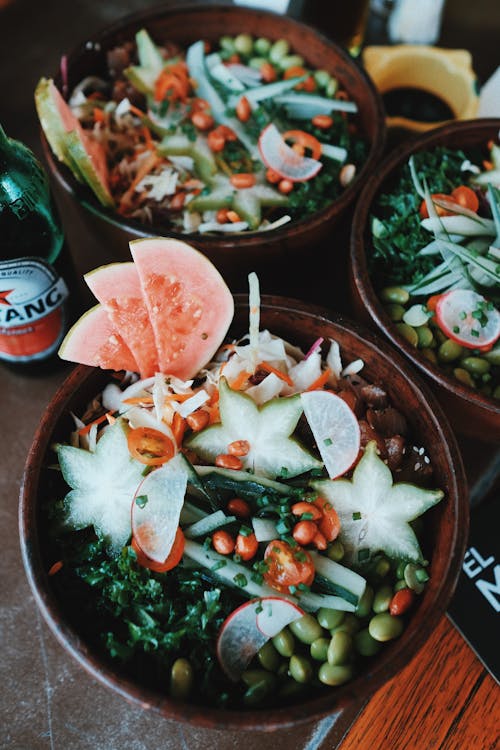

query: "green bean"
left=234, top=33, right=253, bottom=56
left=355, top=628, right=382, bottom=657
left=318, top=663, right=353, bottom=686
left=269, top=39, right=290, bottom=63
left=317, top=607, right=345, bottom=630
left=310, top=637, right=330, bottom=661
left=368, top=613, right=404, bottom=642
left=278, top=54, right=305, bottom=70
left=327, top=540, right=344, bottom=562
left=396, top=323, right=418, bottom=347
left=248, top=57, right=268, bottom=70
left=272, top=627, right=295, bottom=657
left=460, top=356, right=491, bottom=375
left=416, top=325, right=435, bottom=348
left=258, top=640, right=281, bottom=672
left=254, top=37, right=271, bottom=55
left=453, top=367, right=475, bottom=388
left=327, top=631, right=353, bottom=665
left=314, top=69, right=331, bottom=88
left=289, top=654, right=313, bottom=683
left=380, top=286, right=410, bottom=305
left=170, top=658, right=193, bottom=700
left=372, top=584, right=393, bottom=613
left=385, top=303, right=406, bottom=322
left=289, top=614, right=324, bottom=644
left=355, top=585, right=374, bottom=618
left=438, top=339, right=463, bottom=362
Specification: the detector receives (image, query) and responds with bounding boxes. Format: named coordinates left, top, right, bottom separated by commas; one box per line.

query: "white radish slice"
left=301, top=390, right=360, bottom=479
left=435, top=289, right=500, bottom=350
left=258, top=123, right=322, bottom=183
left=131, top=454, right=188, bottom=562
left=217, top=597, right=304, bottom=681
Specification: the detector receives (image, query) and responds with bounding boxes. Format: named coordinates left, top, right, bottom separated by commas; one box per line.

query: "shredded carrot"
left=230, top=370, right=251, bottom=390
left=78, top=412, right=110, bottom=435
left=259, top=361, right=294, bottom=387
left=119, top=152, right=160, bottom=209
left=483, top=160, right=493, bottom=171
left=122, top=396, right=154, bottom=405
left=305, top=367, right=332, bottom=392
left=129, top=104, right=146, bottom=118
left=93, top=107, right=106, bottom=123
left=48, top=561, right=63, bottom=576
left=209, top=389, right=220, bottom=406
left=164, top=392, right=193, bottom=403
left=142, top=125, right=154, bottom=151
left=208, top=404, right=220, bottom=424
left=171, top=412, right=186, bottom=446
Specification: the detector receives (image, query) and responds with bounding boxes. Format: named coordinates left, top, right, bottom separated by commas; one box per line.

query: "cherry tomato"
left=212, top=529, right=235, bottom=555
left=226, top=498, right=251, bottom=518
left=132, top=527, right=185, bottom=573
left=419, top=193, right=454, bottom=219
left=313, top=497, right=341, bottom=542
left=263, top=540, right=315, bottom=594
left=450, top=185, right=479, bottom=213
left=235, top=532, right=258, bottom=561
left=127, top=427, right=175, bottom=466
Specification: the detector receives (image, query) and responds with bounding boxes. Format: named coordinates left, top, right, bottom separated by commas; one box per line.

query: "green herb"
left=135, top=495, right=148, bottom=508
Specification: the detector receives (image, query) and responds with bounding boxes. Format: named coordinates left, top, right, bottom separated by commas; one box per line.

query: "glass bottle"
left=0, top=124, right=70, bottom=364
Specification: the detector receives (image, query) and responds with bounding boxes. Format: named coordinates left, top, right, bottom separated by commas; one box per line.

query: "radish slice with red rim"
left=217, top=597, right=304, bottom=681
left=435, top=289, right=500, bottom=351
left=258, top=123, right=322, bottom=183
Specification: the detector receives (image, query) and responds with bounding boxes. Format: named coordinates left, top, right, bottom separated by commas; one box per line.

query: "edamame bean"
left=249, top=56, right=268, bottom=70
left=234, top=33, right=253, bottom=56
left=278, top=679, right=304, bottom=699
left=355, top=585, right=374, bottom=618
left=170, top=658, right=193, bottom=700
left=484, top=344, right=500, bottom=366
left=278, top=54, right=305, bottom=70
left=289, top=614, right=324, bottom=644
left=314, top=69, right=331, bottom=88
left=310, top=637, right=330, bottom=661
left=368, top=613, right=404, bottom=642
left=327, top=631, right=353, bottom=665
left=453, top=367, right=475, bottom=388
left=242, top=670, right=277, bottom=705
left=269, top=39, right=290, bottom=63
left=317, top=607, right=344, bottom=630
left=330, top=614, right=360, bottom=635
left=258, top=640, right=280, bottom=672
left=318, top=663, right=353, bottom=686
left=380, top=286, right=410, bottom=305
left=374, top=557, right=391, bottom=578
left=372, top=584, right=393, bottom=613
left=219, top=35, right=236, bottom=53
left=438, top=339, right=463, bottom=362
left=326, top=78, right=338, bottom=97
left=355, top=628, right=381, bottom=657
left=396, top=323, right=418, bottom=348
left=272, top=627, right=295, bottom=657
left=416, top=325, right=434, bottom=348
left=422, top=348, right=438, bottom=364
left=289, top=654, right=313, bottom=683
left=254, top=37, right=271, bottom=55
left=385, top=303, right=406, bottom=322
left=460, top=357, right=491, bottom=375
left=404, top=563, right=428, bottom=593
left=494, top=385, right=500, bottom=400
left=393, top=578, right=408, bottom=593
left=327, top=540, right=344, bottom=562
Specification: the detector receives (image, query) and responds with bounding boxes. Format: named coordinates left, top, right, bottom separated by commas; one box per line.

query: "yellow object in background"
left=363, top=45, right=479, bottom=132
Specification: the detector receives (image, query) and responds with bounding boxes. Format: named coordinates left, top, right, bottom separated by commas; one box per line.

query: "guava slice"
left=58, top=304, right=138, bottom=372
left=130, top=237, right=234, bottom=379
left=85, top=262, right=159, bottom=378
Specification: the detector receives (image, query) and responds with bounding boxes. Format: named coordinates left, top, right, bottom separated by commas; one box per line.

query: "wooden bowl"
left=19, top=296, right=468, bottom=730
left=43, top=2, right=385, bottom=292
left=350, top=119, right=500, bottom=441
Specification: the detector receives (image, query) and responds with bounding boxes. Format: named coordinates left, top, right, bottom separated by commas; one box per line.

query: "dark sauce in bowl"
left=383, top=87, right=455, bottom=123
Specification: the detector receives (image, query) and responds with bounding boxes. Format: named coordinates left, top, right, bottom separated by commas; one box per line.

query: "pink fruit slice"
left=258, top=123, right=322, bottom=182
left=85, top=262, right=159, bottom=378
left=130, top=238, right=234, bottom=379
left=435, top=289, right=500, bottom=350
left=217, top=597, right=304, bottom=681
left=58, top=304, right=138, bottom=372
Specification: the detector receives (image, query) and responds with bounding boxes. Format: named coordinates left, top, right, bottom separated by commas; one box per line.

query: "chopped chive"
left=238, top=525, right=253, bottom=537
left=233, top=573, right=248, bottom=587
left=471, top=329, right=480, bottom=337
left=352, top=511, right=362, bottom=521
left=301, top=512, right=314, bottom=520
left=211, top=560, right=227, bottom=571
left=323, top=437, right=333, bottom=446
left=358, top=548, right=370, bottom=562
left=141, top=465, right=154, bottom=477
left=135, top=494, right=148, bottom=508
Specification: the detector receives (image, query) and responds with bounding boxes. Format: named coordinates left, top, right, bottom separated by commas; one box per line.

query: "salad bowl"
left=20, top=295, right=468, bottom=730
left=350, top=119, right=500, bottom=441
left=40, top=2, right=385, bottom=292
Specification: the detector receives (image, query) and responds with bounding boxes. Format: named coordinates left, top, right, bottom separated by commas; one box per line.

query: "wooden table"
left=1, top=1, right=499, bottom=748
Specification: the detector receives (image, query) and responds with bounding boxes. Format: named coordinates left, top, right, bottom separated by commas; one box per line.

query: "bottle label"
left=0, top=257, right=68, bottom=362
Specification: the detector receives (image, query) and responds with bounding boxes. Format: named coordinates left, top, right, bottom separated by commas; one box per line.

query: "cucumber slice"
left=195, top=465, right=302, bottom=499
left=232, top=185, right=288, bottom=230
left=310, top=552, right=366, bottom=607
left=184, top=510, right=237, bottom=539
left=186, top=377, right=321, bottom=479
left=157, top=133, right=217, bottom=183
left=124, top=29, right=165, bottom=97
left=55, top=419, right=145, bottom=553
left=313, top=441, right=444, bottom=564
left=65, top=130, right=114, bottom=207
